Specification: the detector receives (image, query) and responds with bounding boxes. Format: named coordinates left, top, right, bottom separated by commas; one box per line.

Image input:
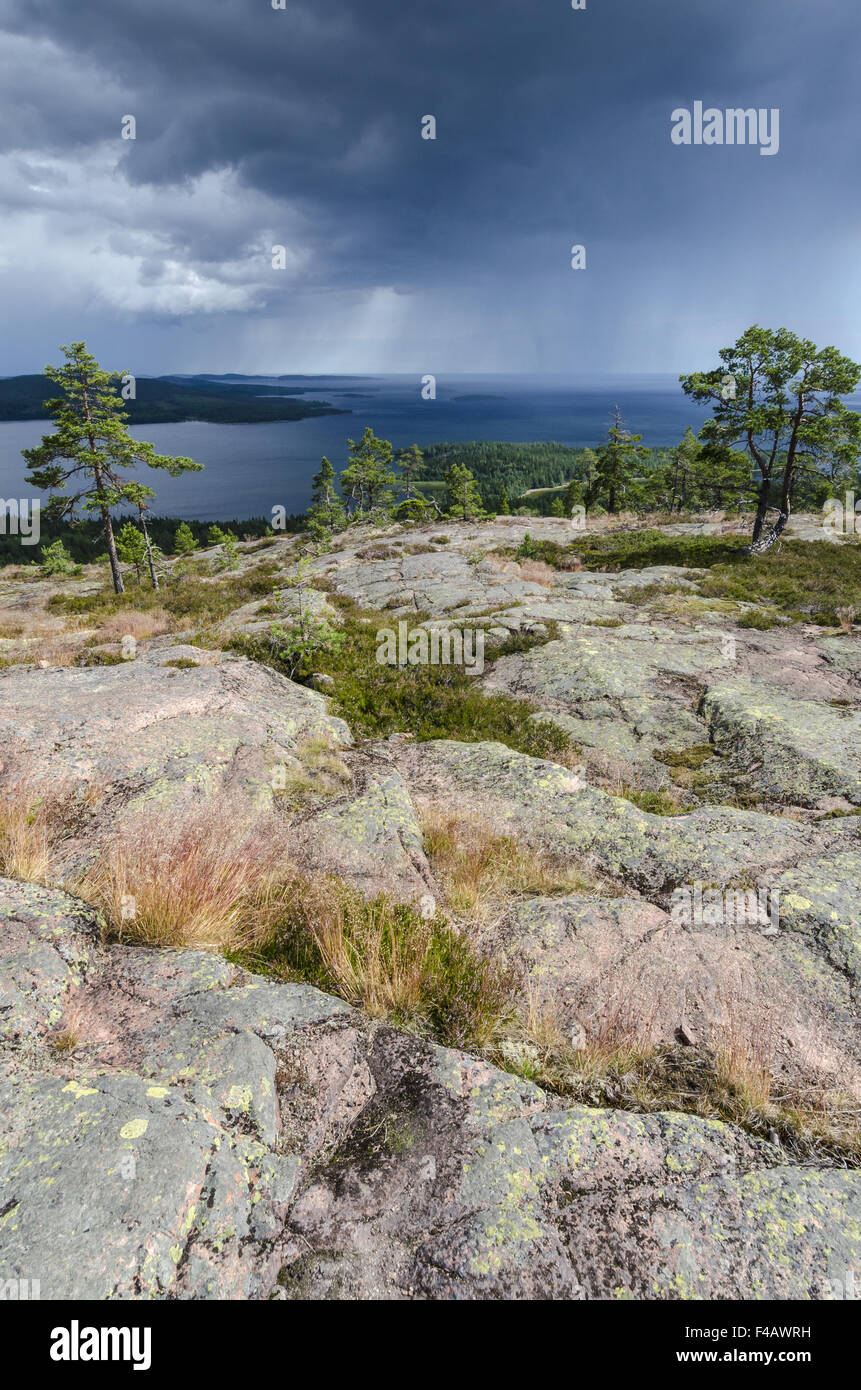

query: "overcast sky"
left=0, top=0, right=858, bottom=376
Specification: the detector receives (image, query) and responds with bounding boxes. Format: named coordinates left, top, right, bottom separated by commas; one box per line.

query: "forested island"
left=0, top=373, right=348, bottom=425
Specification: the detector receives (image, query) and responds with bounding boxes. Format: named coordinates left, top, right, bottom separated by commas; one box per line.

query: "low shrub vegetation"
left=496, top=530, right=861, bottom=627
left=494, top=995, right=861, bottom=1167
left=48, top=559, right=286, bottom=634
left=0, top=778, right=853, bottom=1161
left=241, top=879, right=516, bottom=1050
left=231, top=597, right=579, bottom=763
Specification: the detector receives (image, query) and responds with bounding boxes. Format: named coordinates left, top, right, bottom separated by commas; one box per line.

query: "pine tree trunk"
left=749, top=467, right=793, bottom=554
left=79, top=387, right=124, bottom=594
left=750, top=477, right=771, bottom=545
left=142, top=518, right=159, bottom=591
left=748, top=506, right=790, bottom=554
left=102, top=505, right=124, bottom=595
left=90, top=448, right=124, bottom=595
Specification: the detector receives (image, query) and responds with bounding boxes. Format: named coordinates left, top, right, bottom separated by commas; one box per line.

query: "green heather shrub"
left=502, top=529, right=861, bottom=628
left=699, top=540, right=861, bottom=625
left=231, top=600, right=577, bottom=762
left=620, top=787, right=686, bottom=816
left=737, top=608, right=781, bottom=630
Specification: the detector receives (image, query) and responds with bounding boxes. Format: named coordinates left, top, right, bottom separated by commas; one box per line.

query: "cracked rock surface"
left=1, top=878, right=859, bottom=1301
left=1, top=516, right=860, bottom=1299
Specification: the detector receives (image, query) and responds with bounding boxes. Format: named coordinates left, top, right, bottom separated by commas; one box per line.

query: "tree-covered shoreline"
left=6, top=328, right=860, bottom=575
left=0, top=373, right=348, bottom=425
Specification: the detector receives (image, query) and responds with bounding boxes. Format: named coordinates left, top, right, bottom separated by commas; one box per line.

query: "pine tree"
left=340, top=429, right=397, bottom=514
left=682, top=326, right=861, bottom=550
left=563, top=478, right=584, bottom=512
left=654, top=427, right=753, bottom=514
left=498, top=484, right=511, bottom=515
left=307, top=456, right=346, bottom=534
left=173, top=521, right=198, bottom=555
left=23, top=342, right=202, bottom=594
left=664, top=427, right=703, bottom=512
left=39, top=538, right=80, bottom=577
left=116, top=521, right=147, bottom=584
left=579, top=449, right=599, bottom=506
left=589, top=408, right=648, bottom=514
left=214, top=531, right=241, bottom=572
left=444, top=462, right=483, bottom=520
left=397, top=444, right=425, bottom=499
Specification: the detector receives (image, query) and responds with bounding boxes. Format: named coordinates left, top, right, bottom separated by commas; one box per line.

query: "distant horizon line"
left=0, top=369, right=692, bottom=382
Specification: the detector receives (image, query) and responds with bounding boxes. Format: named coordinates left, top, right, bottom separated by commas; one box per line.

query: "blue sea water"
left=0, top=373, right=727, bottom=522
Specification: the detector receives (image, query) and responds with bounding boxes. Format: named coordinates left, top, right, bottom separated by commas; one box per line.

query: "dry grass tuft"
left=493, top=981, right=860, bottom=1165
left=75, top=803, right=289, bottom=951
left=836, top=605, right=856, bottom=635
left=495, top=983, right=659, bottom=1087
left=485, top=554, right=555, bottom=587
left=0, top=610, right=98, bottom=667
left=516, top=559, right=556, bottom=586
left=0, top=778, right=72, bottom=882
left=95, top=609, right=171, bottom=643
left=246, top=876, right=515, bottom=1049
left=420, top=806, right=599, bottom=922
left=46, top=998, right=88, bottom=1055
left=710, top=999, right=775, bottom=1113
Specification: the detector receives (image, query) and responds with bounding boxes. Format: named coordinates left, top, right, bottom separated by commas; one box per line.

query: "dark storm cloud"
left=0, top=0, right=859, bottom=371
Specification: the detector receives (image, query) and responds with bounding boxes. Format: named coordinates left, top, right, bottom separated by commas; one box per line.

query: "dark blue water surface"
left=0, top=373, right=728, bottom=522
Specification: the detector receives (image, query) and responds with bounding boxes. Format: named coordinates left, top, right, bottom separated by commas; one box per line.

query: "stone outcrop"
left=1, top=515, right=859, bottom=1300
left=2, top=879, right=859, bottom=1301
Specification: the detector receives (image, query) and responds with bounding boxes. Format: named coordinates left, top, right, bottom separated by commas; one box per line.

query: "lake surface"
left=0, top=372, right=733, bottom=521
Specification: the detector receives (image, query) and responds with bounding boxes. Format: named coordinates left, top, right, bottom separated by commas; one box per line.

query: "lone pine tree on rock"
left=115, top=520, right=148, bottom=585
left=681, top=325, right=861, bottom=552
left=23, top=342, right=202, bottom=594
